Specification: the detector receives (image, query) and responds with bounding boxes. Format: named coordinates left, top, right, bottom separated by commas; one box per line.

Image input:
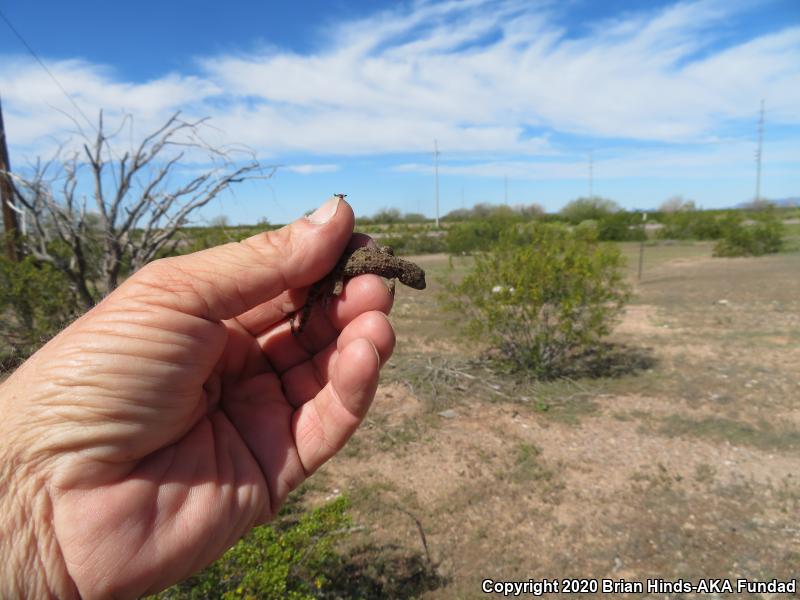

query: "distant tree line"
left=355, top=207, right=428, bottom=226
left=442, top=202, right=545, bottom=221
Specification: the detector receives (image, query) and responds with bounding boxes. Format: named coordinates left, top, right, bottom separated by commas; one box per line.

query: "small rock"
left=438, top=409, right=458, bottom=419
left=716, top=299, right=730, bottom=306
left=325, top=488, right=342, bottom=501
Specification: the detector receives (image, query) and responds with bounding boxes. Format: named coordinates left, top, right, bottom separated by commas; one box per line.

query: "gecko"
left=291, top=244, right=427, bottom=335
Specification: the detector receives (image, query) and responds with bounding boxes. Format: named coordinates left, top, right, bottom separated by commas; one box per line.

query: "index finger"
left=232, top=232, right=380, bottom=336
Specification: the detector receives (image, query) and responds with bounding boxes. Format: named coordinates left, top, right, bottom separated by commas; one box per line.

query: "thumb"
left=120, top=195, right=353, bottom=321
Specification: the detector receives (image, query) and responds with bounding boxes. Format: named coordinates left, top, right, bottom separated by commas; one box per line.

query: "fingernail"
left=307, top=195, right=340, bottom=225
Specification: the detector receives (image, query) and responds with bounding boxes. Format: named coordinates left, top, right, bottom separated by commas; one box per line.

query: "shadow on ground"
left=326, top=544, right=447, bottom=599
left=563, top=342, right=658, bottom=379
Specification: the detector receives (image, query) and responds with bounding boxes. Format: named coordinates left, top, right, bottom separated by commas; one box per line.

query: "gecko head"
left=399, top=264, right=426, bottom=290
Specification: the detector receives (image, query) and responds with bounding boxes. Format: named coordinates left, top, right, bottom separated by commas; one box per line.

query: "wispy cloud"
left=0, top=58, right=217, bottom=158
left=394, top=137, right=800, bottom=180
left=1, top=0, right=798, bottom=163
left=284, top=163, right=340, bottom=174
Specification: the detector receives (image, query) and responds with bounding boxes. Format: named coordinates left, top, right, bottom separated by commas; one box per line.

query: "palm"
left=44, top=235, right=393, bottom=597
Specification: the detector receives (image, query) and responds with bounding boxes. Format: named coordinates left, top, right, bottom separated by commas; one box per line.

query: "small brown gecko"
left=292, top=244, right=426, bottom=335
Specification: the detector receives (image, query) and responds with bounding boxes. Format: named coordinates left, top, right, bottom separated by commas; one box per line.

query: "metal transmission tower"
left=433, top=139, right=440, bottom=228
left=755, top=99, right=765, bottom=202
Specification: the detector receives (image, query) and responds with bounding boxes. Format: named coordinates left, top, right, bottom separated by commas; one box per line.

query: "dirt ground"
left=302, top=244, right=800, bottom=598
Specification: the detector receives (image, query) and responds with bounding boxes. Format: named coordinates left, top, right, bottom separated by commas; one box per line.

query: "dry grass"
left=297, top=243, right=800, bottom=598
left=6, top=238, right=798, bottom=597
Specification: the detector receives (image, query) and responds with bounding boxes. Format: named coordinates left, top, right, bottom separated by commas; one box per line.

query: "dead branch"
left=9, top=110, right=274, bottom=308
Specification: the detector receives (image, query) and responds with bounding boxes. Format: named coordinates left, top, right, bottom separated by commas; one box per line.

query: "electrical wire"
left=0, top=6, right=97, bottom=134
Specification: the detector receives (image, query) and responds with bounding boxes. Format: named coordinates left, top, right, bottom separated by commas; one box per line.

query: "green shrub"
left=569, top=213, right=645, bottom=242
left=0, top=256, right=80, bottom=365
left=444, top=202, right=543, bottom=222
left=657, top=211, right=723, bottom=240
left=445, top=223, right=630, bottom=378
left=381, top=231, right=447, bottom=255
left=573, top=219, right=598, bottom=237
left=560, top=197, right=621, bottom=224
left=401, top=212, right=428, bottom=224
left=445, top=216, right=516, bottom=254
left=596, top=212, right=646, bottom=242
left=153, top=496, right=351, bottom=600
left=713, top=214, right=784, bottom=257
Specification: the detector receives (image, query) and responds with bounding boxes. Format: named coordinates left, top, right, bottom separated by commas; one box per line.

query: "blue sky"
left=1, top=0, right=799, bottom=224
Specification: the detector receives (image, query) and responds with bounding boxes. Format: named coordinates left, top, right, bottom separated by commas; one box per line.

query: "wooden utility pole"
left=0, top=95, right=21, bottom=262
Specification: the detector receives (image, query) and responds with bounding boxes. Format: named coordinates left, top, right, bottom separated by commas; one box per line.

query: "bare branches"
left=127, top=160, right=274, bottom=272
left=9, top=110, right=273, bottom=308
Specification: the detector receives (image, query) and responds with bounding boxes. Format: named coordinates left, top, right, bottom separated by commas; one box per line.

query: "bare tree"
left=659, top=195, right=696, bottom=213
left=739, top=198, right=775, bottom=211
left=514, top=202, right=545, bottom=218
left=6, top=111, right=273, bottom=308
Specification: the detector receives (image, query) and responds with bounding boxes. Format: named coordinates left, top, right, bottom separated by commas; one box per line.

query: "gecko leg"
left=292, top=281, right=325, bottom=335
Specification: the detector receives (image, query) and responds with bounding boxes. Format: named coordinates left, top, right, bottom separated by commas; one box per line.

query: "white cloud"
left=0, top=57, right=218, bottom=159
left=1, top=0, right=799, bottom=163
left=284, top=163, right=340, bottom=174
left=394, top=137, right=800, bottom=180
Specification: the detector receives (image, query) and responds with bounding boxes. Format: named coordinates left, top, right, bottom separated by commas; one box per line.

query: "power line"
left=0, top=7, right=148, bottom=210
left=0, top=6, right=97, bottom=133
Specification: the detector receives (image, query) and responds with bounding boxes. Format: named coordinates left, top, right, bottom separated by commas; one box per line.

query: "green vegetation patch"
left=0, top=255, right=80, bottom=365
left=657, top=415, right=800, bottom=452
left=152, top=496, right=351, bottom=600
left=713, top=213, right=784, bottom=257
left=443, top=222, right=630, bottom=378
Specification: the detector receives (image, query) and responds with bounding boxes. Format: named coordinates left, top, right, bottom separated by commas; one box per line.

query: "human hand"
left=0, top=196, right=395, bottom=598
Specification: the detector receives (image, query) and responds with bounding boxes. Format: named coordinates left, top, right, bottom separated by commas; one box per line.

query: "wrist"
left=0, top=379, right=78, bottom=599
